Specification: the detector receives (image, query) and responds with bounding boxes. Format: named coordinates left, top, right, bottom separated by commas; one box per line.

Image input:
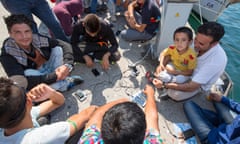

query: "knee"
left=110, top=51, right=121, bottom=62
left=120, top=30, right=127, bottom=40
left=51, top=46, right=63, bottom=57
left=183, top=101, right=194, bottom=112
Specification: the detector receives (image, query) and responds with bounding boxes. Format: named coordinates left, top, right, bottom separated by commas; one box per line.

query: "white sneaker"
left=110, top=15, right=117, bottom=22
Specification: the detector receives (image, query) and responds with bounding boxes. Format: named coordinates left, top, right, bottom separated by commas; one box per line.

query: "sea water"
left=217, top=2, right=240, bottom=101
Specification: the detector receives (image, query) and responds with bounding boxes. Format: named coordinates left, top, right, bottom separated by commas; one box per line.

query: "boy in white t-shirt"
left=0, top=76, right=97, bottom=144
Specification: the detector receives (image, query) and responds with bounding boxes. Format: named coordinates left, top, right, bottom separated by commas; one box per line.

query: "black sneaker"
left=66, top=75, right=84, bottom=90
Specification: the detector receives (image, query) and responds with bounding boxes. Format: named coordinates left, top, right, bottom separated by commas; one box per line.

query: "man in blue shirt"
left=183, top=93, right=240, bottom=143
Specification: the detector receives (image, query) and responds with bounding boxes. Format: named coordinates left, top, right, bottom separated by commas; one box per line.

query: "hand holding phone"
left=131, top=91, right=146, bottom=107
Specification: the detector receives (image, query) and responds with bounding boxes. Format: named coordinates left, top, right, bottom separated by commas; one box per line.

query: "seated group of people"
left=0, top=0, right=162, bottom=92
left=0, top=76, right=162, bottom=143
left=0, top=0, right=239, bottom=143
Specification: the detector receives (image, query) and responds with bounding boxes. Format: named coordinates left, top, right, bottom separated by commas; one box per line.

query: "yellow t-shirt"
left=162, top=45, right=197, bottom=71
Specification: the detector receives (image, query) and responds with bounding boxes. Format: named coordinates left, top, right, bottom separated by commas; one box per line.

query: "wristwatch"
left=64, top=64, right=73, bottom=72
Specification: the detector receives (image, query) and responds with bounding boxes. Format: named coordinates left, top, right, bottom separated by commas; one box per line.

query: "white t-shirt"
left=192, top=43, right=227, bottom=91
left=0, top=106, right=70, bottom=144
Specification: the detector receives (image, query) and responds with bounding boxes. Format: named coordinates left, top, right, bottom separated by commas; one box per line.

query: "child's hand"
left=155, top=64, right=164, bottom=76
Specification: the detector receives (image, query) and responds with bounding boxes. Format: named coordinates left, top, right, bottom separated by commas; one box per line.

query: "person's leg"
left=121, top=11, right=153, bottom=41
left=158, top=70, right=173, bottom=83
left=1, top=0, right=38, bottom=33
left=72, top=42, right=88, bottom=63
left=107, top=0, right=117, bottom=21
left=25, top=46, right=70, bottom=91
left=120, top=29, right=153, bottom=41
left=109, top=51, right=121, bottom=62
left=39, top=46, right=63, bottom=74
left=32, top=0, right=69, bottom=42
left=93, top=50, right=121, bottom=63
left=24, top=69, right=43, bottom=76
left=173, top=75, right=190, bottom=83
left=213, top=101, right=237, bottom=124
left=164, top=63, right=190, bottom=83
left=90, top=0, right=98, bottom=13
left=183, top=101, right=217, bottom=143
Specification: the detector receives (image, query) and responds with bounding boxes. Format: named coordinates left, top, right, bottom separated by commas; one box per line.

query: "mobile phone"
left=92, top=68, right=100, bottom=76
left=72, top=89, right=87, bottom=102
left=182, top=129, right=195, bottom=140
left=131, top=91, right=146, bottom=107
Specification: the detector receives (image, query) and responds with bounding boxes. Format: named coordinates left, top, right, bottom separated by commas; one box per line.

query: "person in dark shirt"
left=0, top=14, right=83, bottom=91
left=184, top=93, right=240, bottom=143
left=71, top=14, right=121, bottom=70
left=120, top=0, right=161, bottom=41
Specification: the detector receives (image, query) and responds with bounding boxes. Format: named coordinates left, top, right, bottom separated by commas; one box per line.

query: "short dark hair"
left=101, top=102, right=146, bottom=144
left=173, top=26, right=193, bottom=40
left=197, top=22, right=225, bottom=43
left=0, top=77, right=27, bottom=129
left=83, top=14, right=101, bottom=34
left=4, top=14, right=33, bottom=32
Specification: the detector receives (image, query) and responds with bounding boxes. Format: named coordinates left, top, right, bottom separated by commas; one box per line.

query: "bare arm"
left=143, top=84, right=159, bottom=132
left=155, top=53, right=170, bottom=75
left=85, top=98, right=129, bottom=130
left=127, top=0, right=137, bottom=17
left=67, top=106, right=98, bottom=136
left=27, top=84, right=65, bottom=116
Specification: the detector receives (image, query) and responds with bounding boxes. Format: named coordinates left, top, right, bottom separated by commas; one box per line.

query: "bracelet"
left=67, top=120, right=78, bottom=133
left=64, top=64, right=73, bottom=72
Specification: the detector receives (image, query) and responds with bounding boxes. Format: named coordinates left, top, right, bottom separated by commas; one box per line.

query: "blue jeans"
left=183, top=101, right=235, bottom=143
left=1, top=0, right=68, bottom=42
left=24, top=47, right=69, bottom=91
left=90, top=0, right=97, bottom=13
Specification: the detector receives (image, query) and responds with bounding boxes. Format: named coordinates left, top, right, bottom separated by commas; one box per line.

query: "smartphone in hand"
left=131, top=91, right=146, bottom=107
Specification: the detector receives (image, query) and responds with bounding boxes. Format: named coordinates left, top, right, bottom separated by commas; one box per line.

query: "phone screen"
left=92, top=68, right=100, bottom=76
left=132, top=92, right=146, bottom=107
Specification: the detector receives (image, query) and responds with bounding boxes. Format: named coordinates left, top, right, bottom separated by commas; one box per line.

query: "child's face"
left=174, top=32, right=192, bottom=53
